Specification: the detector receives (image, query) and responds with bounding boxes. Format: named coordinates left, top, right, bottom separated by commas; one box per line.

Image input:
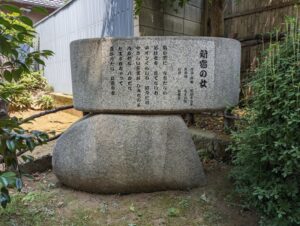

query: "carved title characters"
left=200, top=49, right=208, bottom=89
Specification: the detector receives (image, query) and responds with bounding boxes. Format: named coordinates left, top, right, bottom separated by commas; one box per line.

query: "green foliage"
left=5, top=71, right=49, bottom=111
left=0, top=4, right=53, bottom=208
left=198, top=148, right=215, bottom=161
left=0, top=191, right=57, bottom=225
left=36, top=95, right=54, bottom=110
left=0, top=81, right=24, bottom=101
left=0, top=117, right=49, bottom=208
left=230, top=18, right=300, bottom=226
left=9, top=90, right=33, bottom=111
left=0, top=8, right=52, bottom=83
left=18, top=71, right=48, bottom=92
left=167, top=207, right=180, bottom=217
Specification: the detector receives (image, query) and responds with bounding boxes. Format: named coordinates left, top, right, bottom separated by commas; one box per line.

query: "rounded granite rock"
left=52, top=114, right=206, bottom=193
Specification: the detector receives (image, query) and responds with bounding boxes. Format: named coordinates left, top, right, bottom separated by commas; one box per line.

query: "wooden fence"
left=224, top=0, right=300, bottom=80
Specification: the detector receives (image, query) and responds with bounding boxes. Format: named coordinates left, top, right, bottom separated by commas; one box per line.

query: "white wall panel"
left=35, top=0, right=134, bottom=94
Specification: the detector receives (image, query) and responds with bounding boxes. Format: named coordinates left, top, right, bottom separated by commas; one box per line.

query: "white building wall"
left=35, top=0, right=134, bottom=94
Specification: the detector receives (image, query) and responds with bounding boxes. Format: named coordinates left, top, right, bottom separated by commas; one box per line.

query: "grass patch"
left=0, top=191, right=58, bottom=226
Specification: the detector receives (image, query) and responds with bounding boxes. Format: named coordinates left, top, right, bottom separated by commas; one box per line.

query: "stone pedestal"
left=53, top=37, right=241, bottom=193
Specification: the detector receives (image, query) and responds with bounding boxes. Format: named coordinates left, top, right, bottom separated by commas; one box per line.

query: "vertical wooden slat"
left=224, top=0, right=299, bottom=76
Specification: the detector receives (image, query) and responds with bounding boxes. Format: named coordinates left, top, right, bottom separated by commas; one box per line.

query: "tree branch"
left=0, top=132, right=63, bottom=164
left=1, top=106, right=72, bottom=164
left=46, top=133, right=62, bottom=142
left=19, top=105, right=73, bottom=124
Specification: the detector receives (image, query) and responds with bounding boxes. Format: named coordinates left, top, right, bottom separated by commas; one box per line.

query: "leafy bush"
left=6, top=71, right=49, bottom=111
left=9, top=91, right=33, bottom=111
left=18, top=71, right=48, bottom=92
left=230, top=18, right=300, bottom=226
left=36, top=95, right=54, bottom=110
left=0, top=117, right=49, bottom=208
left=0, top=4, right=53, bottom=208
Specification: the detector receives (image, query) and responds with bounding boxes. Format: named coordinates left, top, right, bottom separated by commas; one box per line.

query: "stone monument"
left=53, top=37, right=241, bottom=194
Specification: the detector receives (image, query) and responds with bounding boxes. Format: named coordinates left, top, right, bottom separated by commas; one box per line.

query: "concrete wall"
left=135, top=0, right=204, bottom=36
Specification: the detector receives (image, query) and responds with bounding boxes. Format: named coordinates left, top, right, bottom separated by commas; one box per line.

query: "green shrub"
left=9, top=91, right=33, bottom=111
left=1, top=71, right=50, bottom=111
left=230, top=18, right=300, bottom=226
left=0, top=4, right=53, bottom=208
left=18, top=71, right=48, bottom=92
left=1, top=82, right=29, bottom=111
left=36, top=95, right=54, bottom=110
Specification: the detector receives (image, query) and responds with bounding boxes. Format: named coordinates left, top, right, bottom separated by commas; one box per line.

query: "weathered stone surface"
left=70, top=37, right=241, bottom=113
left=53, top=114, right=206, bottom=193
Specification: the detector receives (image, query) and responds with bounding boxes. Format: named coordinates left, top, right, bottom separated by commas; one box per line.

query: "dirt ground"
left=1, top=110, right=259, bottom=226
left=12, top=110, right=80, bottom=158
left=1, top=163, right=258, bottom=226
left=12, top=110, right=79, bottom=134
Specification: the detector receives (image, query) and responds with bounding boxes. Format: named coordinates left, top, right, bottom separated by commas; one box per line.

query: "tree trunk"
left=0, top=99, right=8, bottom=119
left=207, top=0, right=225, bottom=37
left=205, top=0, right=237, bottom=130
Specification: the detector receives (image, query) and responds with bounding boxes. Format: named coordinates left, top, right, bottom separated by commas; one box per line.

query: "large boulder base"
left=53, top=114, right=206, bottom=193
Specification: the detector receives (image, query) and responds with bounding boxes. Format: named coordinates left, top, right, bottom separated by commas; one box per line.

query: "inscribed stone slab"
left=70, top=37, right=241, bottom=113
